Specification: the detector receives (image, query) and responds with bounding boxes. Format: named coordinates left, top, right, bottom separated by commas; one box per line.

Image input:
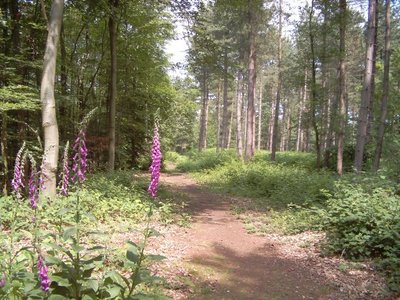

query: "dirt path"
left=159, top=172, right=390, bottom=300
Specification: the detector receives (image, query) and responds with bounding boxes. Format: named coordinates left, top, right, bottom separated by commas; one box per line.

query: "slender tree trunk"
left=268, top=88, right=275, bottom=151
left=236, top=71, right=244, bottom=157
left=221, top=49, right=230, bottom=149
left=366, top=5, right=378, bottom=145
left=108, top=0, right=118, bottom=171
left=257, top=82, right=263, bottom=150
left=337, top=0, right=347, bottom=176
left=354, top=0, right=378, bottom=172
left=280, top=102, right=286, bottom=151
left=216, top=79, right=221, bottom=152
left=245, top=1, right=257, bottom=161
left=296, top=71, right=307, bottom=152
left=372, top=0, right=391, bottom=173
left=41, top=0, right=64, bottom=196
left=198, top=70, right=209, bottom=151
left=309, top=0, right=321, bottom=168
left=271, top=0, right=283, bottom=161
left=287, top=106, right=292, bottom=151
left=228, top=97, right=234, bottom=148
left=10, top=0, right=21, bottom=54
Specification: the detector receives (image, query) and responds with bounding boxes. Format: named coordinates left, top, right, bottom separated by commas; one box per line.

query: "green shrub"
left=323, top=181, right=400, bottom=290
left=176, top=149, right=237, bottom=172
left=164, top=151, right=185, bottom=163
left=194, top=159, right=332, bottom=209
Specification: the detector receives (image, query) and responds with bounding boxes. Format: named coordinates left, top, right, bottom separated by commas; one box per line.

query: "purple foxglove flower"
left=37, top=256, right=50, bottom=292
left=11, top=143, right=26, bottom=199
left=0, top=273, right=6, bottom=287
left=147, top=126, right=162, bottom=198
left=59, top=142, right=70, bottom=196
left=72, top=130, right=88, bottom=184
left=28, top=169, right=38, bottom=209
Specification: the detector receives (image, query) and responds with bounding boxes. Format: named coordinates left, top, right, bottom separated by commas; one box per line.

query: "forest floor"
left=131, top=170, right=395, bottom=300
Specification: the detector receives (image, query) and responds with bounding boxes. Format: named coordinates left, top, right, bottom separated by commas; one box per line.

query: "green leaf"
left=147, top=228, right=162, bottom=237
left=50, top=275, right=72, bottom=287
left=63, top=226, right=77, bottom=241
left=146, top=254, right=166, bottom=262
left=126, top=249, right=139, bottom=263
left=84, top=279, right=99, bottom=292
left=48, top=295, right=70, bottom=300
left=105, top=285, right=122, bottom=298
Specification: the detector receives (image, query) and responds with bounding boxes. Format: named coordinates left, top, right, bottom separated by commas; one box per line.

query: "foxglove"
left=28, top=156, right=39, bottom=209
left=37, top=255, right=50, bottom=292
left=11, top=142, right=26, bottom=199
left=147, top=126, right=162, bottom=198
left=0, top=273, right=6, bottom=287
left=72, top=130, right=88, bottom=184
left=59, top=141, right=70, bottom=196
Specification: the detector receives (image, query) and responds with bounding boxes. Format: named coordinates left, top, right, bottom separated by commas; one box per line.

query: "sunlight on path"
left=162, top=173, right=340, bottom=300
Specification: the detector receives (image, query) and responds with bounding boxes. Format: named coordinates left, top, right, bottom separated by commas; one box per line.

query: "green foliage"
left=0, top=169, right=178, bottom=299
left=322, top=179, right=400, bottom=290
left=164, top=151, right=185, bottom=164
left=176, top=149, right=237, bottom=172
left=190, top=152, right=332, bottom=209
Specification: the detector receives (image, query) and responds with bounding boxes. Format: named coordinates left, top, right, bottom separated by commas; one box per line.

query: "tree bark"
left=221, top=49, right=231, bottom=149
left=216, top=79, right=221, bottom=152
left=270, top=0, right=283, bottom=161
left=309, top=0, right=321, bottom=169
left=354, top=0, right=378, bottom=172
left=372, top=0, right=391, bottom=173
left=257, top=82, right=263, bottom=150
left=296, top=70, right=307, bottom=152
left=41, top=0, right=64, bottom=196
left=198, top=69, right=209, bottom=151
left=245, top=0, right=256, bottom=161
left=108, top=0, right=118, bottom=171
left=236, top=71, right=244, bottom=157
left=337, top=0, right=347, bottom=176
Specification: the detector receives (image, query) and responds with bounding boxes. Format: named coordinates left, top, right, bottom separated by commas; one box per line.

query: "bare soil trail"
left=159, top=171, right=391, bottom=300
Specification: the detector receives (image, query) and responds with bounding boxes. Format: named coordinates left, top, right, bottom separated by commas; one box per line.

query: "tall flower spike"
left=28, top=154, right=39, bottom=209
left=0, top=273, right=6, bottom=287
left=37, top=255, right=51, bottom=292
left=11, top=142, right=26, bottom=199
left=59, top=141, right=70, bottom=196
left=72, top=130, right=88, bottom=184
left=148, top=126, right=162, bottom=198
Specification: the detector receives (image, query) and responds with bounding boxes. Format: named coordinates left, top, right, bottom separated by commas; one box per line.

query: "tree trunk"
left=268, top=87, right=275, bottom=151
left=236, top=71, right=244, bottom=157
left=257, top=82, right=263, bottom=150
left=337, top=0, right=347, bottom=176
left=354, top=0, right=378, bottom=172
left=108, top=0, right=118, bottom=171
left=287, top=106, right=292, bottom=151
left=221, top=49, right=231, bottom=149
left=309, top=0, right=321, bottom=168
left=198, top=70, right=209, bottom=151
left=216, top=79, right=221, bottom=152
left=41, top=0, right=64, bottom=197
left=296, top=71, right=307, bottom=152
left=245, top=1, right=257, bottom=161
left=372, top=0, right=391, bottom=173
left=270, top=0, right=283, bottom=161
left=280, top=102, right=286, bottom=151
